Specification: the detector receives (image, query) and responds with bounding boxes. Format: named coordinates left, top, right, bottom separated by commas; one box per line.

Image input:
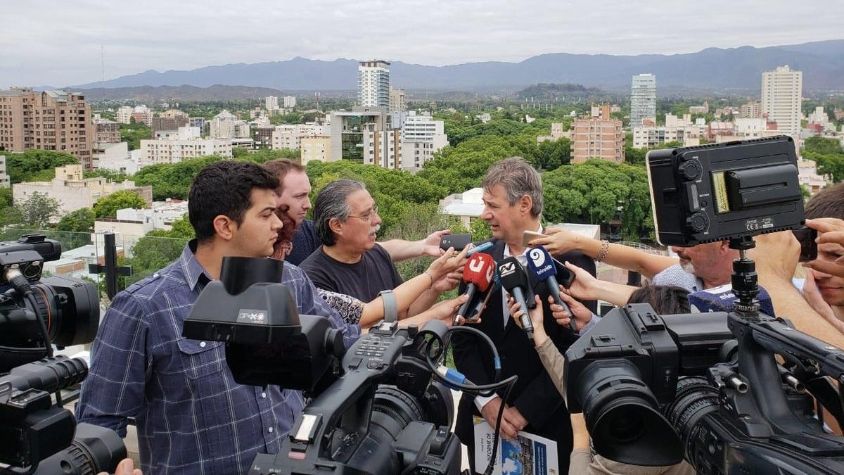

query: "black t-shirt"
left=286, top=219, right=320, bottom=266
left=299, top=244, right=403, bottom=302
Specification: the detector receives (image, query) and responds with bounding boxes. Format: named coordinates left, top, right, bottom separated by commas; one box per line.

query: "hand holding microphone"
left=453, top=252, right=495, bottom=325
left=497, top=257, right=536, bottom=340
left=526, top=246, right=577, bottom=333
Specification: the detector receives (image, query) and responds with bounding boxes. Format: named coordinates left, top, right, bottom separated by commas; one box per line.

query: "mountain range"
left=73, top=40, right=844, bottom=94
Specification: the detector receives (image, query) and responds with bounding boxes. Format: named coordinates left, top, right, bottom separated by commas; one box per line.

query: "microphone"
left=454, top=253, right=496, bottom=325
left=497, top=257, right=535, bottom=339
left=527, top=246, right=577, bottom=332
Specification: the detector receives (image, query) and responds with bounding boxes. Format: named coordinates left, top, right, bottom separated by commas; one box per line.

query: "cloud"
left=1, top=0, right=841, bottom=88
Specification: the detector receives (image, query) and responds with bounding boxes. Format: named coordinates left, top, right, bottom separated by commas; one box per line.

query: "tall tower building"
left=630, top=74, right=656, bottom=129
left=358, top=60, right=390, bottom=108
left=0, top=88, right=94, bottom=168
left=761, top=65, right=802, bottom=141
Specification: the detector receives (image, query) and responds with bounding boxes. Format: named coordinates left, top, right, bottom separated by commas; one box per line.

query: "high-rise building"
left=761, top=65, right=802, bottom=141
left=400, top=112, right=448, bottom=170
left=739, top=101, right=762, bottom=119
left=265, top=96, right=279, bottom=112
left=300, top=136, right=332, bottom=165
left=0, top=88, right=94, bottom=168
left=630, top=74, right=656, bottom=129
left=283, top=96, right=297, bottom=108
left=358, top=60, right=390, bottom=108
left=389, top=88, right=406, bottom=113
left=571, top=117, right=624, bottom=163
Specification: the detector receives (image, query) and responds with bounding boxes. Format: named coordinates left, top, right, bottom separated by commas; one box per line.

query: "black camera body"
left=0, top=235, right=125, bottom=474
left=184, top=257, right=461, bottom=475
left=646, top=136, right=804, bottom=246
left=1, top=235, right=100, bottom=372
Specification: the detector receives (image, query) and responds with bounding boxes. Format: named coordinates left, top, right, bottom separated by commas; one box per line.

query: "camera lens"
left=574, top=359, right=683, bottom=466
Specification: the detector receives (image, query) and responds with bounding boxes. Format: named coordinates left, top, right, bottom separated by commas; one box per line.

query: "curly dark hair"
left=627, top=285, right=691, bottom=314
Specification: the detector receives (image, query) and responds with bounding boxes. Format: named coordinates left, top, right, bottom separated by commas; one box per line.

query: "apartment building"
left=571, top=117, right=624, bottom=163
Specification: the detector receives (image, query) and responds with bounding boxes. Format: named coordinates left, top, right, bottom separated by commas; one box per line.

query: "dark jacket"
left=452, top=238, right=596, bottom=473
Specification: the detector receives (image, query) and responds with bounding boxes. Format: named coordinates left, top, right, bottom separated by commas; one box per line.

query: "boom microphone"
left=527, top=246, right=577, bottom=332
left=454, top=253, right=495, bottom=324
left=497, top=257, right=535, bottom=339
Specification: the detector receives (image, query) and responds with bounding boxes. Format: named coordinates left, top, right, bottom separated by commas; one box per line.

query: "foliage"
left=0, top=187, right=12, bottom=208
left=542, top=160, right=654, bottom=240
left=120, top=122, right=152, bottom=150
left=133, top=155, right=224, bottom=200
left=93, top=190, right=147, bottom=219
left=84, top=168, right=131, bottom=182
left=122, top=217, right=193, bottom=288
left=57, top=208, right=95, bottom=233
left=15, top=192, right=61, bottom=228
left=5, top=150, right=78, bottom=184
left=803, top=136, right=844, bottom=183
left=233, top=148, right=299, bottom=163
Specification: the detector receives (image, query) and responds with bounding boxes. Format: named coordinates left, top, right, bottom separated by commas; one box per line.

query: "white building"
left=762, top=66, right=802, bottom=142
left=283, top=96, right=297, bottom=108
left=400, top=111, right=448, bottom=170
left=734, top=118, right=771, bottom=138
left=94, top=200, right=190, bottom=256
left=358, top=60, right=390, bottom=108
left=797, top=158, right=829, bottom=195
left=665, top=113, right=692, bottom=129
left=210, top=110, right=250, bottom=139
left=389, top=88, right=406, bottom=113
left=139, top=138, right=232, bottom=166
left=265, top=96, right=279, bottom=112
left=271, top=124, right=329, bottom=150
left=116, top=106, right=134, bottom=124
left=13, top=164, right=152, bottom=216
left=439, top=188, right=485, bottom=228
left=0, top=154, right=9, bottom=188
left=632, top=127, right=699, bottom=149
left=93, top=142, right=138, bottom=174
left=630, top=74, right=656, bottom=128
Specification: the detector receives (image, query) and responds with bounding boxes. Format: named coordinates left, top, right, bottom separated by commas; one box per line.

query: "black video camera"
left=0, top=235, right=126, bottom=474
left=563, top=136, right=844, bottom=473
left=1, top=235, right=100, bottom=372
left=183, top=257, right=462, bottom=474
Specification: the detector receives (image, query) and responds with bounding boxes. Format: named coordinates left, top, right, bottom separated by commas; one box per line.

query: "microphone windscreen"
left=497, top=256, right=529, bottom=293
left=526, top=246, right=556, bottom=281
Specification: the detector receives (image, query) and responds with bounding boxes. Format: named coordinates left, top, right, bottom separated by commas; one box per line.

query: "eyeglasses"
left=347, top=206, right=379, bottom=222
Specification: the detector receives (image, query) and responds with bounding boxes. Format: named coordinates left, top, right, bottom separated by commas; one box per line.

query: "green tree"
left=123, top=216, right=193, bottom=287
left=56, top=208, right=95, bottom=233
left=120, top=122, right=152, bottom=150
left=0, top=187, right=12, bottom=208
left=527, top=138, right=571, bottom=171
left=15, top=192, right=61, bottom=228
left=133, top=156, right=223, bottom=200
left=93, top=190, right=147, bottom=219
left=6, top=150, right=78, bottom=183
left=804, top=136, right=843, bottom=154
left=84, top=168, right=131, bottom=182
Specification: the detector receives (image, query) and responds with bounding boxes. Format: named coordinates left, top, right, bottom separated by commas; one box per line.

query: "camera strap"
left=379, top=289, right=398, bottom=323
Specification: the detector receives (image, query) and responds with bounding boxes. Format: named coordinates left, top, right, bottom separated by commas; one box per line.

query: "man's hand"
left=549, top=291, right=592, bottom=332
left=432, top=270, right=462, bottom=293
left=425, top=294, right=470, bottom=325
left=750, top=231, right=800, bottom=282
left=422, top=229, right=451, bottom=257
left=480, top=397, right=526, bottom=440
left=98, top=458, right=142, bottom=475
left=805, top=218, right=844, bottom=278
left=528, top=227, right=582, bottom=256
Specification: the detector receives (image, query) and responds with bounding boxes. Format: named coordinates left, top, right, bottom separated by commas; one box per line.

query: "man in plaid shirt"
left=76, top=161, right=360, bottom=474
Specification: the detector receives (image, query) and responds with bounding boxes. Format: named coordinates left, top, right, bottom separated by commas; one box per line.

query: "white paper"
left=474, top=418, right=559, bottom=475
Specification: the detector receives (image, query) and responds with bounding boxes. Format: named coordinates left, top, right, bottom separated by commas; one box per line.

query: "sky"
left=1, top=0, right=842, bottom=89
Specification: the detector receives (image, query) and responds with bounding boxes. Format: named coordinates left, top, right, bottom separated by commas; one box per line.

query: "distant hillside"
left=73, top=40, right=844, bottom=93
left=77, top=84, right=287, bottom=102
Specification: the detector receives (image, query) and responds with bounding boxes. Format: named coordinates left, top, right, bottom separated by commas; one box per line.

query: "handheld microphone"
left=497, top=257, right=535, bottom=339
left=527, top=246, right=577, bottom=332
left=454, top=253, right=495, bottom=325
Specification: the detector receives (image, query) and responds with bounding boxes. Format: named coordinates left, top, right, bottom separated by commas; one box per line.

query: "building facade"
left=358, top=60, right=391, bottom=108
left=94, top=118, right=121, bottom=143
left=13, top=164, right=152, bottom=216
left=761, top=65, right=802, bottom=142
left=571, top=118, right=624, bottom=163
left=399, top=112, right=448, bottom=170
left=630, top=74, right=656, bottom=129
left=0, top=155, right=9, bottom=188
left=139, top=138, right=232, bottom=166
left=283, top=96, right=297, bottom=108
left=0, top=88, right=94, bottom=167
left=300, top=136, right=332, bottom=165
left=389, top=88, right=406, bottom=113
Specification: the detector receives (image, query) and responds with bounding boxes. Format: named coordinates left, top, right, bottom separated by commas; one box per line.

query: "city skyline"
left=2, top=0, right=843, bottom=89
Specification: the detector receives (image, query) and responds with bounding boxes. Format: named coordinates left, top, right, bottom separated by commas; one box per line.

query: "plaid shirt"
left=76, top=243, right=360, bottom=474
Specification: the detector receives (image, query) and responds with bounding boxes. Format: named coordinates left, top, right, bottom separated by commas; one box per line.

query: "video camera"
left=183, top=257, right=463, bottom=474
left=564, top=136, right=844, bottom=473
left=0, top=234, right=126, bottom=474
